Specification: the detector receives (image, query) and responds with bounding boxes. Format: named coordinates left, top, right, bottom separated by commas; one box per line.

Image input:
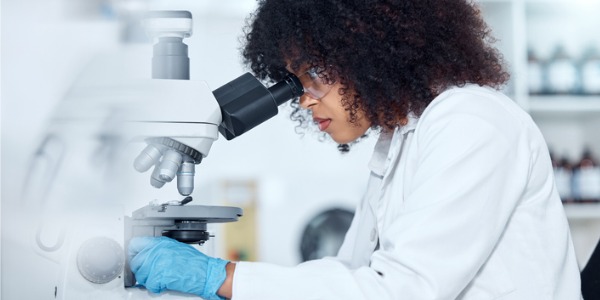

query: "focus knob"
left=77, top=237, right=124, bottom=284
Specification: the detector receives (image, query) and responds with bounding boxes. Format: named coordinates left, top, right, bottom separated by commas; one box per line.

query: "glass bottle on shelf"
left=571, top=148, right=600, bottom=203
left=554, top=155, right=574, bottom=203
left=545, top=45, right=579, bottom=95
left=580, top=46, right=600, bottom=95
left=527, top=48, right=546, bottom=95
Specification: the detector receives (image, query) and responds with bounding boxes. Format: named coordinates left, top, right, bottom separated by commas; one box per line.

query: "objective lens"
left=150, top=163, right=166, bottom=188
left=177, top=160, right=195, bottom=196
left=133, top=144, right=163, bottom=172
left=158, top=150, right=183, bottom=182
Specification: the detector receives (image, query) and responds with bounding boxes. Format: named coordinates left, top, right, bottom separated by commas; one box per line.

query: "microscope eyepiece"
left=268, top=74, right=304, bottom=106
left=213, top=72, right=305, bottom=140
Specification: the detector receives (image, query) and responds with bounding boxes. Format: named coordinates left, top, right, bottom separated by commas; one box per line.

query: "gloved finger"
left=144, top=270, right=169, bottom=294
left=128, top=236, right=158, bottom=259
left=128, top=236, right=163, bottom=272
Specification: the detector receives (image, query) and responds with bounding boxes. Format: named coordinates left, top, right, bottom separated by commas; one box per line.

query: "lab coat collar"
left=368, top=113, right=418, bottom=176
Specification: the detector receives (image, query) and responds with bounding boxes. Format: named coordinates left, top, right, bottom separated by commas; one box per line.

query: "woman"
left=128, top=0, right=582, bottom=299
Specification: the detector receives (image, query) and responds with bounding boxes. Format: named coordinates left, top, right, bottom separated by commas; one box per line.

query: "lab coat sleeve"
left=232, top=260, right=380, bottom=299
left=231, top=96, right=532, bottom=299
left=231, top=203, right=377, bottom=300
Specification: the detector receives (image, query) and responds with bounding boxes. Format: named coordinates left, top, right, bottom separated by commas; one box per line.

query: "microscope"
left=119, top=10, right=304, bottom=288
left=9, top=10, right=302, bottom=299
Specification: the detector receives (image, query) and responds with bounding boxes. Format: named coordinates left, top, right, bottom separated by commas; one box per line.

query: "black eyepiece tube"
left=212, top=73, right=305, bottom=140
left=268, top=74, right=304, bottom=105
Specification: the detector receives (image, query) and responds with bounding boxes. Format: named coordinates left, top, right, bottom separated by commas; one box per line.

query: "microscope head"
left=131, top=10, right=304, bottom=196
left=131, top=72, right=304, bottom=196
left=127, top=78, right=222, bottom=196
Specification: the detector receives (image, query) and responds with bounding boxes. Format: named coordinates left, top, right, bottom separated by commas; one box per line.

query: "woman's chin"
left=330, top=134, right=358, bottom=145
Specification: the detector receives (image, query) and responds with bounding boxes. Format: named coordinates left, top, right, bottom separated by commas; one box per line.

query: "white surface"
left=565, top=203, right=600, bottom=220
left=529, top=95, right=600, bottom=114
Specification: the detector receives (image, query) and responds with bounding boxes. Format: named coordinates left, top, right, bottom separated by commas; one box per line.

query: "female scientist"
left=128, top=0, right=582, bottom=299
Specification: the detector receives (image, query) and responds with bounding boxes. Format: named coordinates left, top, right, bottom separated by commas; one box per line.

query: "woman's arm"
left=218, top=262, right=236, bottom=298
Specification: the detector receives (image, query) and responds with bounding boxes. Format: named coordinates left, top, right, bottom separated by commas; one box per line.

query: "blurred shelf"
left=528, top=95, right=600, bottom=115
left=564, top=203, right=600, bottom=220
left=525, top=0, right=600, bottom=4
left=476, top=0, right=513, bottom=3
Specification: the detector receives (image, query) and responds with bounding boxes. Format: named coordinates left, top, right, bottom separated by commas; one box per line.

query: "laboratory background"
left=1, top=0, right=600, bottom=299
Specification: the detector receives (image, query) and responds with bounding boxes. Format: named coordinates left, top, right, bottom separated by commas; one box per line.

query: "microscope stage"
left=131, top=204, right=243, bottom=223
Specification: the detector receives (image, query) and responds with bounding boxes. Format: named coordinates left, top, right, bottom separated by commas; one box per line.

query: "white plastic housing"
left=143, top=14, right=193, bottom=39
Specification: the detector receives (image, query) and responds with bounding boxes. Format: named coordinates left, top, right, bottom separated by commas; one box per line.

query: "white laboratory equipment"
left=3, top=10, right=303, bottom=299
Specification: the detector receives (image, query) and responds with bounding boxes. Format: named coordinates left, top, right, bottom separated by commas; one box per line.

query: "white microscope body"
left=5, top=10, right=302, bottom=299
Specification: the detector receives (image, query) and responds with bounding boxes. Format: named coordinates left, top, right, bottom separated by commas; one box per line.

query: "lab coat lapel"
left=366, top=116, right=418, bottom=218
left=381, top=116, right=418, bottom=189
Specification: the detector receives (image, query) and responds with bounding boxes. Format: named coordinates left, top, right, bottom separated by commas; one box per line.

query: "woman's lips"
left=314, top=118, right=331, bottom=131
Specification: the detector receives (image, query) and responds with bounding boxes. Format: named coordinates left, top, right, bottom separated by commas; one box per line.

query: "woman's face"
left=291, top=68, right=371, bottom=144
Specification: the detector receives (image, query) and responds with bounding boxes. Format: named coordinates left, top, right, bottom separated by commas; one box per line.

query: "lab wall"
left=2, top=2, right=125, bottom=296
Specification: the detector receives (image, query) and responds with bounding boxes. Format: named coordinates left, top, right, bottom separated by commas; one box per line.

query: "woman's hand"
left=128, top=236, right=229, bottom=300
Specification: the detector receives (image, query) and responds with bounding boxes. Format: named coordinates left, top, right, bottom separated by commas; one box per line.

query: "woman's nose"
left=299, top=94, right=319, bottom=109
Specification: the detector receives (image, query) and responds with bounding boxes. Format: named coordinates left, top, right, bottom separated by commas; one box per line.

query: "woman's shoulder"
left=420, top=84, right=531, bottom=126
left=413, top=84, right=539, bottom=143
left=429, top=84, right=512, bottom=110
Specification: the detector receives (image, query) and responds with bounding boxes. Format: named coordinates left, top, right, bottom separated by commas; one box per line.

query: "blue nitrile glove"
left=128, top=236, right=228, bottom=300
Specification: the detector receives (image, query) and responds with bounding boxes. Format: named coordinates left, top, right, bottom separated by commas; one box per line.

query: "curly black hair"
left=242, top=0, right=509, bottom=139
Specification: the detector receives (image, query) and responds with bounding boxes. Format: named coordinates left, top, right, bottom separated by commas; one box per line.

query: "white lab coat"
left=231, top=85, right=582, bottom=299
